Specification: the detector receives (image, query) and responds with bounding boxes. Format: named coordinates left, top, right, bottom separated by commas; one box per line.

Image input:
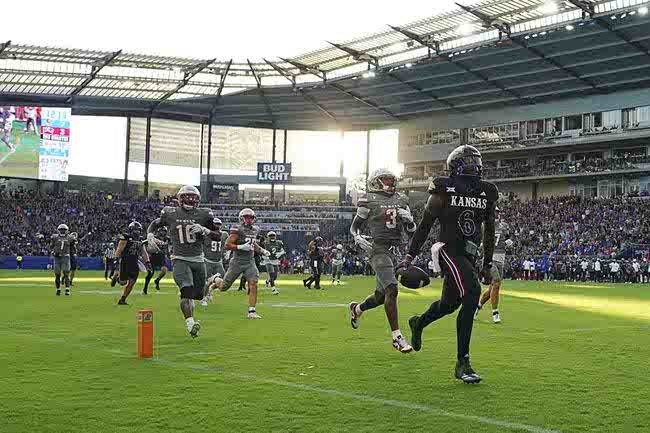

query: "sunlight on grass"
left=508, top=290, right=650, bottom=321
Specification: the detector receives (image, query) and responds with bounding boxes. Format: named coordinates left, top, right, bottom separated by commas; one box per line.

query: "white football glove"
left=276, top=249, right=286, bottom=258
left=259, top=248, right=271, bottom=257
left=397, top=207, right=414, bottom=224
left=354, top=234, right=373, bottom=252
left=189, top=224, right=210, bottom=236
left=237, top=242, right=252, bottom=252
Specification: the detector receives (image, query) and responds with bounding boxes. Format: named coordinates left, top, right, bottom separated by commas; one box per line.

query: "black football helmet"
left=446, top=145, right=483, bottom=178
left=156, top=226, right=168, bottom=238
left=129, top=221, right=143, bottom=236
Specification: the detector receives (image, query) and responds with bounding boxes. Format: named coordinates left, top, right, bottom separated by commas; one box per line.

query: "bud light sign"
left=257, top=162, right=292, bottom=183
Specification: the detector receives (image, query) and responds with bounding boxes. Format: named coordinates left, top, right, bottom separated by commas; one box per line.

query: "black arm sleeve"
left=407, top=194, right=443, bottom=257
left=482, top=202, right=497, bottom=265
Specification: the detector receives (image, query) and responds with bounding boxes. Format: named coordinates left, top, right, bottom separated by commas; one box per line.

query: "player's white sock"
left=392, top=329, right=403, bottom=339
left=249, top=307, right=256, bottom=313
left=354, top=304, right=363, bottom=316
left=185, top=317, right=195, bottom=332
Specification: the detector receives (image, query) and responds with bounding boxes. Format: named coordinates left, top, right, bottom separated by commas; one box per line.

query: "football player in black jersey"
left=401, top=145, right=498, bottom=384
left=112, top=222, right=151, bottom=305
left=303, top=236, right=324, bottom=290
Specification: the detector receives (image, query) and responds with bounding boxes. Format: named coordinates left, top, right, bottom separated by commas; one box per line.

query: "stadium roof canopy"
left=2, top=0, right=650, bottom=131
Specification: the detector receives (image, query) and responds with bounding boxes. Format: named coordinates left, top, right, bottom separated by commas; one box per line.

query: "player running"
left=142, top=227, right=170, bottom=294
left=1, top=107, right=16, bottom=152
left=210, top=208, right=270, bottom=319
left=475, top=207, right=507, bottom=323
left=147, top=185, right=220, bottom=338
left=347, top=168, right=417, bottom=353
left=331, top=244, right=345, bottom=285
left=264, top=231, right=285, bottom=295
left=200, top=217, right=227, bottom=306
left=111, top=222, right=151, bottom=305
left=402, top=145, right=498, bottom=384
left=49, top=224, right=75, bottom=296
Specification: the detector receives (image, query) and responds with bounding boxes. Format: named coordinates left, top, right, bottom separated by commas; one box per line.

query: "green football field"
left=0, top=120, right=40, bottom=179
left=1, top=270, right=648, bottom=433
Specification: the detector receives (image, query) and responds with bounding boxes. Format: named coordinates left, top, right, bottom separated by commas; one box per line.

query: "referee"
left=104, top=242, right=117, bottom=280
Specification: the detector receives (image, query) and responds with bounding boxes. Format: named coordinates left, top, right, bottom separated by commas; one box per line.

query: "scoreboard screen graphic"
left=0, top=106, right=71, bottom=181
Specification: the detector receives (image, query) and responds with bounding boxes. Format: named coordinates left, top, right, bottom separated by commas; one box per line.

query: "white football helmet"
left=268, top=231, right=277, bottom=240
left=337, top=244, right=343, bottom=250
left=57, top=224, right=69, bottom=235
left=239, top=208, right=255, bottom=226
left=367, top=168, right=397, bottom=194
left=177, top=185, right=201, bottom=210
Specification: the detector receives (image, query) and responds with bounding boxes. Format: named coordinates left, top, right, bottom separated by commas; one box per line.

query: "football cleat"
left=493, top=312, right=501, bottom=324
left=117, top=298, right=128, bottom=305
left=155, top=280, right=161, bottom=291
left=142, top=290, right=148, bottom=295
left=55, top=289, right=61, bottom=296
left=207, top=293, right=213, bottom=302
left=349, top=302, right=361, bottom=329
left=392, top=335, right=413, bottom=353
left=200, top=300, right=208, bottom=307
left=65, top=289, right=70, bottom=296
left=408, top=315, right=423, bottom=352
left=337, top=280, right=340, bottom=285
left=272, top=288, right=279, bottom=295
left=473, top=306, right=481, bottom=321
left=189, top=321, right=201, bottom=338
left=110, top=276, right=117, bottom=288
left=455, top=359, right=482, bottom=384
left=265, top=279, right=270, bottom=287
left=247, top=311, right=262, bottom=319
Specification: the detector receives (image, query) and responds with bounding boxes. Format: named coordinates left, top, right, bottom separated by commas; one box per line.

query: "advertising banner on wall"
left=257, top=162, right=291, bottom=183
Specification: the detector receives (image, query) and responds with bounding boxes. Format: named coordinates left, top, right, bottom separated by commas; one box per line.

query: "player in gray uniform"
left=347, top=168, right=417, bottom=353
left=263, top=231, right=285, bottom=295
left=331, top=244, right=345, bottom=285
left=200, top=217, right=227, bottom=306
left=211, top=208, right=270, bottom=318
left=475, top=207, right=507, bottom=323
left=147, top=185, right=220, bottom=338
left=50, top=223, right=75, bottom=296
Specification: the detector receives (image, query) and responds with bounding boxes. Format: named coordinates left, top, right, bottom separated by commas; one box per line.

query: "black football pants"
left=416, top=250, right=480, bottom=361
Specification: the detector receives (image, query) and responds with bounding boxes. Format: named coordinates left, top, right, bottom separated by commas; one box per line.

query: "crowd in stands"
left=0, top=189, right=353, bottom=258
left=2, top=187, right=650, bottom=284
left=484, top=153, right=650, bottom=180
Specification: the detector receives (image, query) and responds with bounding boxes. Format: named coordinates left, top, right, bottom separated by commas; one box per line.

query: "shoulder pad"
left=397, top=193, right=409, bottom=207
left=480, top=180, right=499, bottom=201
left=428, top=176, right=449, bottom=195
left=357, top=194, right=369, bottom=207
left=119, top=234, right=128, bottom=241
left=229, top=226, right=240, bottom=235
